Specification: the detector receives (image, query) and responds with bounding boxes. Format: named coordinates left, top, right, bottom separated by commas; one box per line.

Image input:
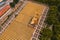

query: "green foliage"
left=45, top=6, right=59, bottom=25
left=34, top=0, right=60, bottom=40
left=57, top=5, right=60, bottom=12
left=10, top=2, right=15, bottom=8
left=54, top=25, right=60, bottom=34
left=13, top=0, right=19, bottom=4
left=40, top=36, right=51, bottom=40
left=41, top=27, right=52, bottom=37
left=35, top=0, right=59, bottom=6
left=38, top=27, right=52, bottom=40
left=10, top=0, right=19, bottom=8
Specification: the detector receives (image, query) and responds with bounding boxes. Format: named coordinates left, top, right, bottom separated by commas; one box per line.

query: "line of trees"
left=34, top=0, right=60, bottom=40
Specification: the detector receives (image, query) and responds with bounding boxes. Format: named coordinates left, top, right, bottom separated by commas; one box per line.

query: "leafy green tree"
left=58, top=14, right=60, bottom=22
left=13, top=0, right=19, bottom=4
left=51, top=24, right=60, bottom=40
left=39, top=27, right=52, bottom=40
left=45, top=6, right=59, bottom=25
left=10, top=2, right=15, bottom=8
left=54, top=25, right=60, bottom=34
left=57, top=5, right=60, bottom=12
left=34, top=0, right=60, bottom=40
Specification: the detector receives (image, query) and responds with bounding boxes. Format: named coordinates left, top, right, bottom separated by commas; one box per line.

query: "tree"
left=39, top=27, right=52, bottom=40
left=45, top=6, right=58, bottom=25
left=58, top=5, right=60, bottom=12
left=54, top=25, right=60, bottom=34
left=13, top=0, right=19, bottom=4
left=51, top=24, right=60, bottom=40
left=10, top=2, right=15, bottom=8
left=35, top=0, right=60, bottom=40
left=58, top=14, right=60, bottom=22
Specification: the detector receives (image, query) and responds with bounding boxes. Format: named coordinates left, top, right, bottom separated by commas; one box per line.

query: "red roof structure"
left=0, top=5, right=10, bottom=17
